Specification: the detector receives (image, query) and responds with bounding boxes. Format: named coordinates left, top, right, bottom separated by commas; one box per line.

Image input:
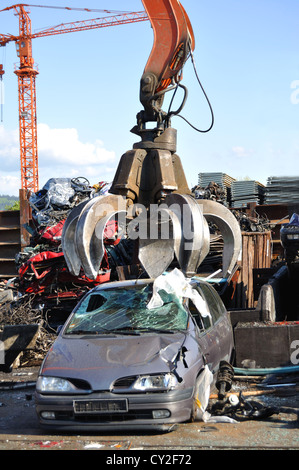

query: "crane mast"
left=14, top=4, right=39, bottom=192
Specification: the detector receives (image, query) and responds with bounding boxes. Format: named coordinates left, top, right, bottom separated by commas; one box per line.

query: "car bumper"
left=35, top=387, right=194, bottom=432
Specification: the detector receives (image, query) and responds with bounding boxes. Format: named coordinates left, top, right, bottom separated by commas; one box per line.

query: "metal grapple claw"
left=138, top=206, right=178, bottom=279
left=138, top=193, right=210, bottom=278
left=137, top=196, right=242, bottom=280
left=164, top=193, right=210, bottom=276
left=62, top=194, right=126, bottom=280
left=61, top=199, right=89, bottom=276
left=200, top=199, right=242, bottom=278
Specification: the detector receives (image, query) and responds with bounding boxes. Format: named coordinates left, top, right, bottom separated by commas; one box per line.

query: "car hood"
left=41, top=332, right=187, bottom=390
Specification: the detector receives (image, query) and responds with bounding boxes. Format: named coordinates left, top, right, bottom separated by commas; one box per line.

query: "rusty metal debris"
left=231, top=209, right=271, bottom=232
left=192, top=181, right=227, bottom=205
left=209, top=390, right=279, bottom=421
left=0, top=293, right=56, bottom=368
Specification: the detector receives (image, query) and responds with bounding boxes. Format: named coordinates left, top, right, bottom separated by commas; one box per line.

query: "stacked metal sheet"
left=197, top=172, right=236, bottom=205
left=230, top=180, right=266, bottom=208
left=265, top=176, right=299, bottom=204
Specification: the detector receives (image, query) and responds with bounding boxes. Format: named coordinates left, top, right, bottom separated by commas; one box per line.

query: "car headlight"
left=36, top=376, right=77, bottom=393
left=132, top=373, right=178, bottom=391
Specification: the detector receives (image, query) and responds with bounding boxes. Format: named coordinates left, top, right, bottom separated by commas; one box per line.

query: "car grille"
left=113, top=376, right=136, bottom=388
left=55, top=410, right=154, bottom=422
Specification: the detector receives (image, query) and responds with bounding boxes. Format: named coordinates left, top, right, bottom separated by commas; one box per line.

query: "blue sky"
left=0, top=0, right=298, bottom=196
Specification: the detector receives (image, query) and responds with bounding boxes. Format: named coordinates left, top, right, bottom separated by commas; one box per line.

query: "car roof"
left=89, top=275, right=212, bottom=294
left=91, top=278, right=154, bottom=292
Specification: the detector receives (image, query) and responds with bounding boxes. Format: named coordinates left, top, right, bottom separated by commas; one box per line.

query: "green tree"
left=4, top=200, right=20, bottom=211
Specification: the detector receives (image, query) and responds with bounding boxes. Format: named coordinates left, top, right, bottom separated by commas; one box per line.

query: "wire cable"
left=173, top=50, right=215, bottom=133
left=165, top=84, right=188, bottom=126
left=20, top=5, right=133, bottom=14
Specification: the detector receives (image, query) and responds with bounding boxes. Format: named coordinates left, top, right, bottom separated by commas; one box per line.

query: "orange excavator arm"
left=139, top=0, right=195, bottom=125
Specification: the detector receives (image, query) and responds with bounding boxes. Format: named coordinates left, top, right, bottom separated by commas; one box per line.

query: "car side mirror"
left=56, top=325, right=63, bottom=335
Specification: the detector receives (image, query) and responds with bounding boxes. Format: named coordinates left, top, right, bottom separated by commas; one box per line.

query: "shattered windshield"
left=65, top=284, right=188, bottom=334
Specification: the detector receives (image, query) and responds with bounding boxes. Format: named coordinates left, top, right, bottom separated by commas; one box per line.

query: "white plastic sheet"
left=194, top=365, right=214, bottom=422
left=147, top=268, right=211, bottom=318
left=193, top=365, right=238, bottom=424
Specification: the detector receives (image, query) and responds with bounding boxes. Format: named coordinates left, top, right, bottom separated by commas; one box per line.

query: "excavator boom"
left=139, top=0, right=195, bottom=125
left=142, top=0, right=195, bottom=91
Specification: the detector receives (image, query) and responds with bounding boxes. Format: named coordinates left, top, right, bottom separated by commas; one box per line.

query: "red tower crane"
left=0, top=4, right=148, bottom=193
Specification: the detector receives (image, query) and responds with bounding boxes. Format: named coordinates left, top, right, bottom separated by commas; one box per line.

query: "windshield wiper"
left=66, top=328, right=114, bottom=335
left=111, top=327, right=141, bottom=335
left=137, top=327, right=177, bottom=334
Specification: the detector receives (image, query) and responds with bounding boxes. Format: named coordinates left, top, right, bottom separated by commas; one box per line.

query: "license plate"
left=73, top=399, right=128, bottom=414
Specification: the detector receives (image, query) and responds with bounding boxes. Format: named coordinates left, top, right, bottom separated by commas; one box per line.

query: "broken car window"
left=199, top=284, right=222, bottom=323
left=187, top=299, right=204, bottom=331
left=65, top=284, right=188, bottom=334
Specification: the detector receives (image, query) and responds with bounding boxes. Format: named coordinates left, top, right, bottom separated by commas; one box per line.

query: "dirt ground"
left=0, top=366, right=298, bottom=451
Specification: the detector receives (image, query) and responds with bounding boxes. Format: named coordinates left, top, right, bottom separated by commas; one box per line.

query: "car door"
left=187, top=286, right=222, bottom=375
left=198, top=282, right=233, bottom=365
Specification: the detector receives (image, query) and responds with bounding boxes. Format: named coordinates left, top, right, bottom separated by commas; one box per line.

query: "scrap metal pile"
left=280, top=213, right=299, bottom=269
left=192, top=181, right=227, bottom=205
left=15, top=178, right=108, bottom=298
left=196, top=173, right=236, bottom=206
left=7, top=178, right=135, bottom=319
left=231, top=209, right=271, bottom=233
left=0, top=177, right=139, bottom=368
left=0, top=293, right=55, bottom=367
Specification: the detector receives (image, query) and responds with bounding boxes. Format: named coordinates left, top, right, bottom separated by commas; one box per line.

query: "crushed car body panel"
left=41, top=333, right=188, bottom=390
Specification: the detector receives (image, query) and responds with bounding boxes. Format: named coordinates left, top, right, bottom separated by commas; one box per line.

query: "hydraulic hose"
left=234, top=365, right=299, bottom=376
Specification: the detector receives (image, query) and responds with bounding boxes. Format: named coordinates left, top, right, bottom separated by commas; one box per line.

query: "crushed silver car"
left=35, top=270, right=234, bottom=432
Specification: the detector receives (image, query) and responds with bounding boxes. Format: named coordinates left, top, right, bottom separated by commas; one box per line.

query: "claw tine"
left=165, top=194, right=207, bottom=276
left=61, top=200, right=89, bottom=276
left=198, top=217, right=210, bottom=266
left=200, top=199, right=242, bottom=278
left=75, top=194, right=126, bottom=280
left=138, top=207, right=177, bottom=278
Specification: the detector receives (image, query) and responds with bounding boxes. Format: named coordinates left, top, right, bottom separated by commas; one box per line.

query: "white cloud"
left=37, top=123, right=115, bottom=166
left=231, top=146, right=253, bottom=158
left=0, top=126, right=19, bottom=170
left=0, top=124, right=117, bottom=195
left=0, top=175, right=21, bottom=196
